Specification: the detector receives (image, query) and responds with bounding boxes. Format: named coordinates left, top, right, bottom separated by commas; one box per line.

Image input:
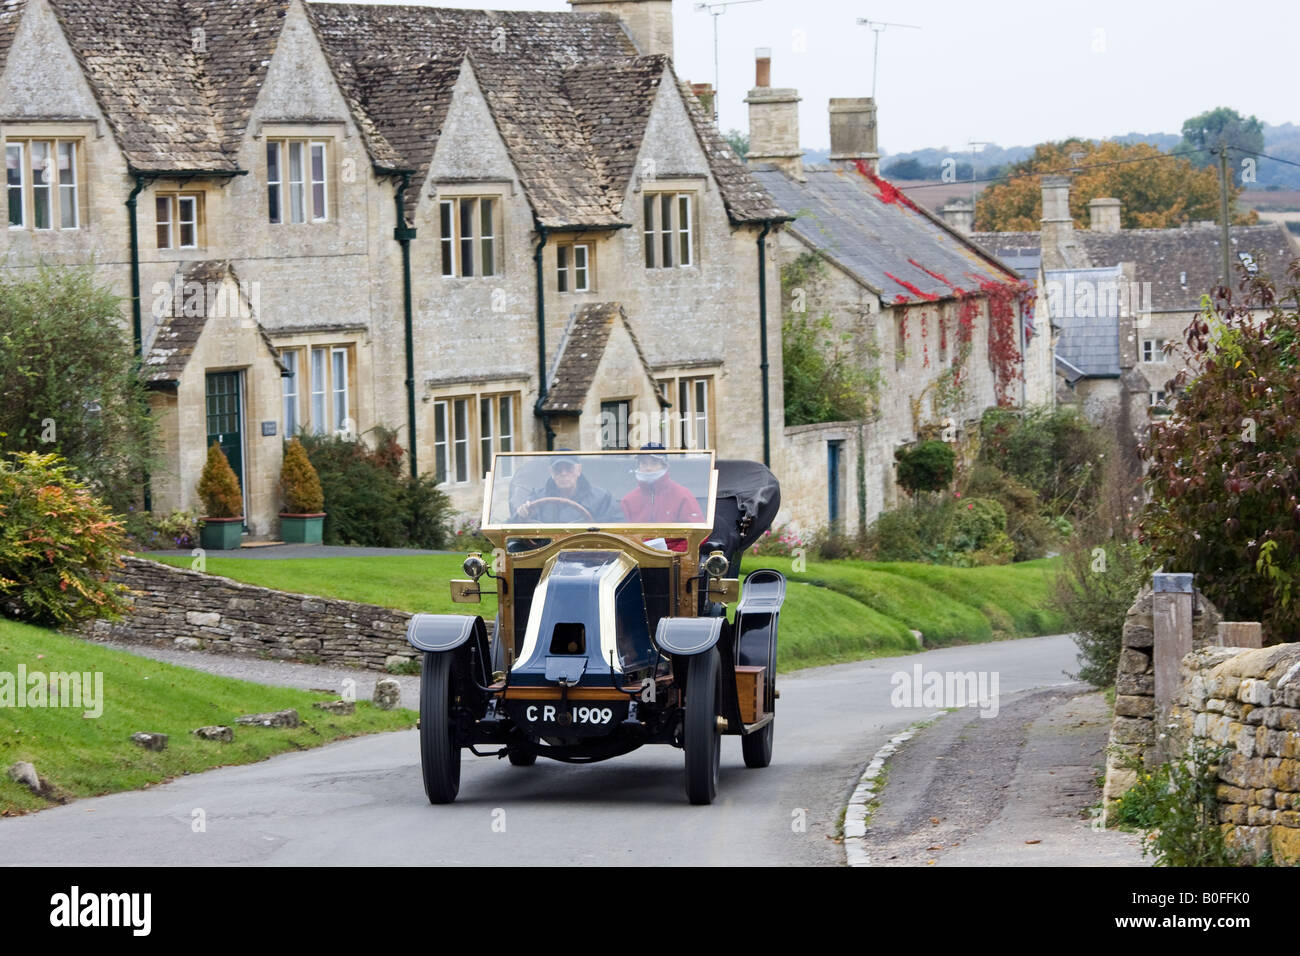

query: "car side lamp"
left=451, top=552, right=493, bottom=604
left=703, top=550, right=739, bottom=604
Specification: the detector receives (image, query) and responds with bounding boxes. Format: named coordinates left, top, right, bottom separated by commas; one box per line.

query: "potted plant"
left=197, top=442, right=244, bottom=550
left=279, top=437, right=325, bottom=544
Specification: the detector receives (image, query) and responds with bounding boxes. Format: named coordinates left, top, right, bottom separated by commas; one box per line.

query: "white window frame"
left=310, top=347, right=328, bottom=434
left=6, top=142, right=23, bottom=229
left=656, top=374, right=713, bottom=449
left=643, top=190, right=696, bottom=269
left=156, top=192, right=202, bottom=249
left=268, top=138, right=329, bottom=225
left=439, top=196, right=500, bottom=278
left=331, top=347, right=350, bottom=436
left=4, top=137, right=80, bottom=231
left=1141, top=338, right=1167, bottom=364
left=435, top=390, right=520, bottom=484
left=557, top=241, right=592, bottom=293
left=282, top=350, right=299, bottom=438
left=434, top=400, right=450, bottom=485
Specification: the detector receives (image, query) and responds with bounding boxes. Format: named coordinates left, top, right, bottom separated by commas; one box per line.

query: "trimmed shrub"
left=895, top=440, right=956, bottom=496
left=0, top=452, right=130, bottom=625
left=197, top=443, right=243, bottom=518
left=280, top=437, right=324, bottom=514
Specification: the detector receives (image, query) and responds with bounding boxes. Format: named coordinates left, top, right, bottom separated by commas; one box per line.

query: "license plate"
left=505, top=700, right=628, bottom=736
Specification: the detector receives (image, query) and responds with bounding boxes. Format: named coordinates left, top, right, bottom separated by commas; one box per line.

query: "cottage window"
left=268, top=139, right=328, bottom=224
left=5, top=138, right=80, bottom=230
left=156, top=193, right=203, bottom=249
left=656, top=375, right=713, bottom=449
left=643, top=191, right=695, bottom=269
left=439, top=196, right=500, bottom=278
left=435, top=390, right=520, bottom=483
left=1141, top=338, right=1167, bottom=363
left=557, top=241, right=592, bottom=292
left=282, top=351, right=299, bottom=437
left=600, top=400, right=631, bottom=450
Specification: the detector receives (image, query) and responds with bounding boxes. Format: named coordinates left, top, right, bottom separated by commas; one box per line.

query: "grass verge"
left=0, top=619, right=415, bottom=815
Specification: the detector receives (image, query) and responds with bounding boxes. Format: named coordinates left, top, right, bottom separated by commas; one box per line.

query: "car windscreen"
left=483, top=451, right=715, bottom=530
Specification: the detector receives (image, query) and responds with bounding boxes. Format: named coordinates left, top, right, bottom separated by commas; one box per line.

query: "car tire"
left=507, top=747, right=537, bottom=766
left=420, top=651, right=461, bottom=804
left=741, top=718, right=774, bottom=769
left=684, top=647, right=721, bottom=805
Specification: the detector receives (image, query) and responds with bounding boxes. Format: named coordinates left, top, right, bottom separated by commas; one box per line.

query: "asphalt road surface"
left=1, top=634, right=1081, bottom=866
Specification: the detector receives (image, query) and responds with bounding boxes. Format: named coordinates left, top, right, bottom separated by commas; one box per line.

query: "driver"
left=514, top=455, right=615, bottom=523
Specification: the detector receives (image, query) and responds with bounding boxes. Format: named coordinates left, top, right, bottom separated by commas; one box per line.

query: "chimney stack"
left=828, top=98, right=879, bottom=173
left=1088, top=197, right=1122, bottom=233
left=568, top=0, right=674, bottom=60
left=940, top=199, right=974, bottom=236
left=1040, top=176, right=1074, bottom=270
left=745, top=48, right=803, bottom=180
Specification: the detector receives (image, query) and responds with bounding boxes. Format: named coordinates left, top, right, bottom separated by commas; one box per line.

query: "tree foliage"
left=780, top=252, right=879, bottom=427
left=895, top=440, right=955, bottom=496
left=974, top=139, right=1257, bottom=232
left=0, top=265, right=156, bottom=513
left=1139, top=258, right=1300, bottom=641
left=1178, top=107, right=1265, bottom=171
left=0, top=452, right=130, bottom=625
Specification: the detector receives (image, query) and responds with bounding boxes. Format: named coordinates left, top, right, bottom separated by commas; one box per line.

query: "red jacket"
left=621, top=477, right=704, bottom=552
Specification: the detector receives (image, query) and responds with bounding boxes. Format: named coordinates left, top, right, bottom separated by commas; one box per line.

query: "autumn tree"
left=1139, top=258, right=1300, bottom=641
left=974, top=139, right=1257, bottom=232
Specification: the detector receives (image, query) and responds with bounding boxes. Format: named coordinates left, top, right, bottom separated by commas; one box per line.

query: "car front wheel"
left=684, top=647, right=721, bottom=805
left=420, top=651, right=461, bottom=804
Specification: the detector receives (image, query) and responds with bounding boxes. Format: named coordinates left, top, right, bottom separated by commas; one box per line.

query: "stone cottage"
left=0, top=0, right=789, bottom=533
left=742, top=51, right=1054, bottom=532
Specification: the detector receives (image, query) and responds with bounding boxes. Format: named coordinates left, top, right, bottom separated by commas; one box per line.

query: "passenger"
left=514, top=456, right=614, bottom=522
left=621, top=446, right=703, bottom=552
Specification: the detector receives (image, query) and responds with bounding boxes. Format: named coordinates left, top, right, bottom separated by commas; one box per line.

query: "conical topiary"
left=280, top=437, right=324, bottom=514
left=197, top=442, right=243, bottom=518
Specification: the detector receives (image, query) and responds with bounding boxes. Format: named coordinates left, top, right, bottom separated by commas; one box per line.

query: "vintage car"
left=405, top=449, right=785, bottom=805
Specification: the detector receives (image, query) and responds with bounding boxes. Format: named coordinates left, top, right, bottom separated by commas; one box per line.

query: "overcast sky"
left=335, top=0, right=1300, bottom=155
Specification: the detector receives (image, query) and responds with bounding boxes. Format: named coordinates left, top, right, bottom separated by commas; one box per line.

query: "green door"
left=205, top=371, right=245, bottom=518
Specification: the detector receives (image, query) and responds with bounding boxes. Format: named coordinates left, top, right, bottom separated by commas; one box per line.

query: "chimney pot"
left=755, top=47, right=772, bottom=88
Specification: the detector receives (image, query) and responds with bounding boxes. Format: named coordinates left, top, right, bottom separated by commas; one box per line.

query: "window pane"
left=58, top=142, right=76, bottom=228
left=310, top=143, right=326, bottom=220
left=6, top=144, right=22, bottom=227
left=267, top=142, right=281, bottom=224
left=434, top=402, right=448, bottom=484
left=439, top=201, right=454, bottom=276
left=660, top=194, right=673, bottom=267
left=556, top=245, right=568, bottom=292
left=332, top=349, right=348, bottom=434
left=288, top=141, right=305, bottom=224
left=156, top=196, right=172, bottom=248
left=498, top=396, right=513, bottom=476
left=31, top=141, right=50, bottom=229
left=480, top=397, right=493, bottom=478
left=453, top=399, right=469, bottom=482
left=459, top=200, right=474, bottom=277
left=644, top=194, right=655, bottom=267
left=282, top=351, right=298, bottom=437
left=695, top=379, right=708, bottom=449
left=574, top=244, right=588, bottom=291
left=178, top=196, right=197, bottom=247
left=311, top=347, right=327, bottom=433
left=679, top=194, right=691, bottom=266
left=480, top=198, right=494, bottom=276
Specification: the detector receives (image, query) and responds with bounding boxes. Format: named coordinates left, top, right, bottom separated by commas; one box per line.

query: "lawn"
left=151, top=551, right=1064, bottom=671
left=0, top=619, right=415, bottom=814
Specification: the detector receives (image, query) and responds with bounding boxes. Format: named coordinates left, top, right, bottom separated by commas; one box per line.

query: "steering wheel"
left=524, top=496, right=595, bottom=521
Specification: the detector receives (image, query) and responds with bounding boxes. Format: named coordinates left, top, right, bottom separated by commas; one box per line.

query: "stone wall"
left=1171, top=643, right=1300, bottom=864
left=80, top=557, right=420, bottom=671
left=1102, top=584, right=1220, bottom=808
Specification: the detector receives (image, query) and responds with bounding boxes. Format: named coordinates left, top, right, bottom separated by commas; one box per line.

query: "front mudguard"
left=654, top=616, right=724, bottom=656
left=406, top=614, right=493, bottom=720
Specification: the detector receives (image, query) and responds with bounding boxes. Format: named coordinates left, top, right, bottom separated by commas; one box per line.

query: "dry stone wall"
left=1171, top=643, right=1300, bottom=865
left=79, top=557, right=425, bottom=671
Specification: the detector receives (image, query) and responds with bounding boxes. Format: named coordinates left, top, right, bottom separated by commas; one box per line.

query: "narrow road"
left=1, top=635, right=1081, bottom=866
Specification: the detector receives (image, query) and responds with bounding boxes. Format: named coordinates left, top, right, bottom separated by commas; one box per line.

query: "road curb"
left=844, top=711, right=948, bottom=867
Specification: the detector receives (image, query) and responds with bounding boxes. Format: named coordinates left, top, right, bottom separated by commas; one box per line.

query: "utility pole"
left=1215, top=137, right=1233, bottom=289
left=694, top=0, right=762, bottom=123
left=855, top=17, right=921, bottom=100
